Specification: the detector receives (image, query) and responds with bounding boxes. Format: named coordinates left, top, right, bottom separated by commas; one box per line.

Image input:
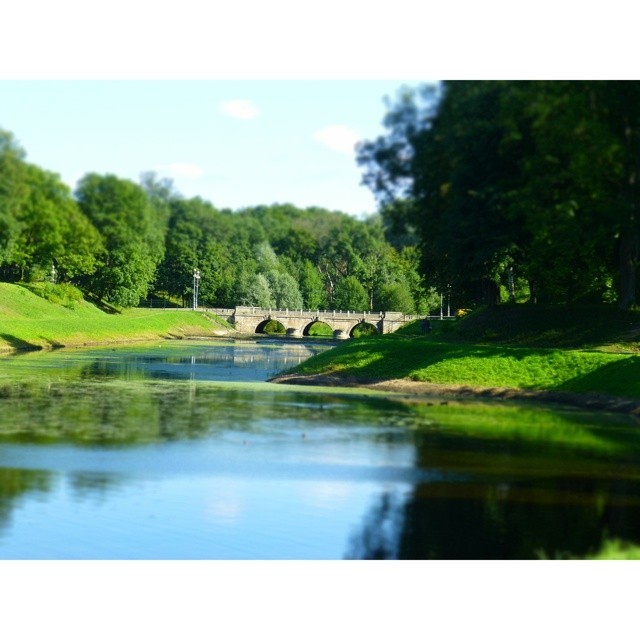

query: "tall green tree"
left=0, top=129, right=28, bottom=270
left=299, top=259, right=327, bottom=309
left=75, top=173, right=162, bottom=307
left=358, top=81, right=640, bottom=308
left=238, top=272, right=274, bottom=308
left=15, top=164, right=101, bottom=282
left=334, top=275, right=369, bottom=311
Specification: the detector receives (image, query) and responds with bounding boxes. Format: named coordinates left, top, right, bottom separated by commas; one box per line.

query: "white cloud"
left=156, top=163, right=204, bottom=180
left=219, top=99, right=260, bottom=120
left=312, top=125, right=360, bottom=155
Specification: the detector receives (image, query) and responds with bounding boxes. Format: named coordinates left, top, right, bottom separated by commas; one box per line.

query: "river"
left=0, top=338, right=639, bottom=559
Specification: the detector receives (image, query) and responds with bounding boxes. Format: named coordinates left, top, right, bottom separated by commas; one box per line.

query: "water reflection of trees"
left=345, top=429, right=640, bottom=559
left=0, top=378, right=405, bottom=444
left=0, top=468, right=52, bottom=533
left=4, top=345, right=640, bottom=559
left=345, top=491, right=406, bottom=559
left=69, top=472, right=125, bottom=502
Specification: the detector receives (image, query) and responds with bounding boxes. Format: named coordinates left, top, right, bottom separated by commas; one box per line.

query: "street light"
left=193, top=268, right=200, bottom=310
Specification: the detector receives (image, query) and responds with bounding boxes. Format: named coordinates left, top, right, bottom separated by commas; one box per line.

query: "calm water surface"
left=1, top=338, right=639, bottom=559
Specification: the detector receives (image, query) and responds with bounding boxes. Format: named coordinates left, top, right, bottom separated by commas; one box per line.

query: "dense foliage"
left=0, top=127, right=434, bottom=313
left=357, top=81, right=640, bottom=310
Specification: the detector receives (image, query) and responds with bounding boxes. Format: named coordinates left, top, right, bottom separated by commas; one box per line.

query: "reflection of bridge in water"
left=206, top=306, right=419, bottom=339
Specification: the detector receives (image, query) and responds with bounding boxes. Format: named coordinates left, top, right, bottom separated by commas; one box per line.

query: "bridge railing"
left=139, top=305, right=453, bottom=322
left=234, top=306, right=420, bottom=320
left=204, top=308, right=236, bottom=316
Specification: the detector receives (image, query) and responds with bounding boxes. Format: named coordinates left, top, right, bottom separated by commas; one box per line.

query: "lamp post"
left=193, top=268, right=200, bottom=310
left=508, top=265, right=515, bottom=303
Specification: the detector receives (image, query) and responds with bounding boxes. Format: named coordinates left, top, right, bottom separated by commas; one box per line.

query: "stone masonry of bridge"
left=208, top=306, right=417, bottom=339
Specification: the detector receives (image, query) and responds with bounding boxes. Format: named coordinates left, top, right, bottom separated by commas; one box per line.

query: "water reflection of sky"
left=0, top=339, right=331, bottom=384
left=75, top=341, right=329, bottom=382
left=1, top=340, right=640, bottom=559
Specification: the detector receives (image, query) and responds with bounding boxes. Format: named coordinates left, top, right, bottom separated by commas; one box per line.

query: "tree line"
left=357, top=81, right=640, bottom=310
left=0, top=127, right=436, bottom=314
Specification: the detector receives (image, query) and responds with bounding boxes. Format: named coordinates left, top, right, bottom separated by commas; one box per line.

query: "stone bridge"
left=208, top=306, right=418, bottom=339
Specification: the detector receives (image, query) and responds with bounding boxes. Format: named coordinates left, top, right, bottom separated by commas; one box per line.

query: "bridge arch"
left=230, top=306, right=416, bottom=337
left=349, top=321, right=379, bottom=338
left=302, top=320, right=333, bottom=337
left=255, top=318, right=286, bottom=334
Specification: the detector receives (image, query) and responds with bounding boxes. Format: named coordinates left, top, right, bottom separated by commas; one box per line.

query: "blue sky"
left=0, top=80, right=422, bottom=216
left=1, top=1, right=626, bottom=218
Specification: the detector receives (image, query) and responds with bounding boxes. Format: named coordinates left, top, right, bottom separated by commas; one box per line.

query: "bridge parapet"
left=148, top=305, right=420, bottom=336
left=231, top=306, right=417, bottom=336
left=202, top=308, right=236, bottom=323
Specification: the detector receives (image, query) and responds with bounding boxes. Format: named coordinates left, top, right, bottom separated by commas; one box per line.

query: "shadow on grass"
left=39, top=336, right=65, bottom=349
left=83, top=293, right=121, bottom=315
left=556, top=357, right=640, bottom=398
left=295, top=336, right=529, bottom=382
left=306, top=336, right=640, bottom=395
left=327, top=338, right=528, bottom=379
left=0, top=334, right=42, bottom=352
left=438, top=305, right=640, bottom=350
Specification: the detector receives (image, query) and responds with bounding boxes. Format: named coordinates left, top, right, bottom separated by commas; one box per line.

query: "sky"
left=1, top=2, right=631, bottom=220
left=3, top=1, right=631, bottom=221
left=0, top=80, right=422, bottom=217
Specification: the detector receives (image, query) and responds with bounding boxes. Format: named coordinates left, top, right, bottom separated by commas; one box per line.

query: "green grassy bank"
left=0, top=283, right=230, bottom=352
left=398, top=304, right=640, bottom=351
left=584, top=540, right=640, bottom=559
left=281, top=305, right=640, bottom=403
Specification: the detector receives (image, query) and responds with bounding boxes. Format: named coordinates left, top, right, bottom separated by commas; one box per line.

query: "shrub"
left=23, top=282, right=84, bottom=309
left=352, top=322, right=378, bottom=338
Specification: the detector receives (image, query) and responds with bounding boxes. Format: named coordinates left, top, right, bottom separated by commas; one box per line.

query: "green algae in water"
left=1, top=340, right=640, bottom=560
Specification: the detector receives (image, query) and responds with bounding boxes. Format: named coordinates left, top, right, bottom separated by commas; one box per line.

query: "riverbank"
left=273, top=370, right=640, bottom=415
left=0, top=282, right=232, bottom=352
left=270, top=328, right=640, bottom=415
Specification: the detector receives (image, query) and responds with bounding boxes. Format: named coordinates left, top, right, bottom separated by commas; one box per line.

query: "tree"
left=75, top=173, right=161, bottom=307
left=334, top=275, right=369, bottom=311
left=377, top=282, right=414, bottom=313
left=238, top=273, right=274, bottom=308
left=378, top=199, right=420, bottom=249
left=0, top=129, right=28, bottom=271
left=358, top=81, right=640, bottom=308
left=15, top=164, right=101, bottom=282
left=253, top=241, right=303, bottom=309
left=590, top=82, right=640, bottom=308
left=299, top=259, right=327, bottom=309
left=0, top=133, right=101, bottom=285
left=266, top=270, right=303, bottom=309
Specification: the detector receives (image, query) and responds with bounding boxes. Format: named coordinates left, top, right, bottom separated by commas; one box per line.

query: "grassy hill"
left=398, top=304, right=640, bottom=352
left=280, top=304, right=640, bottom=406
left=0, top=283, right=230, bottom=352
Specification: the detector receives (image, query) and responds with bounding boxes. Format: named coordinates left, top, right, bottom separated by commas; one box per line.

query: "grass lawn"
left=0, top=283, right=228, bottom=351
left=398, top=304, right=640, bottom=352
left=584, top=540, right=640, bottom=559
left=289, top=334, right=640, bottom=399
